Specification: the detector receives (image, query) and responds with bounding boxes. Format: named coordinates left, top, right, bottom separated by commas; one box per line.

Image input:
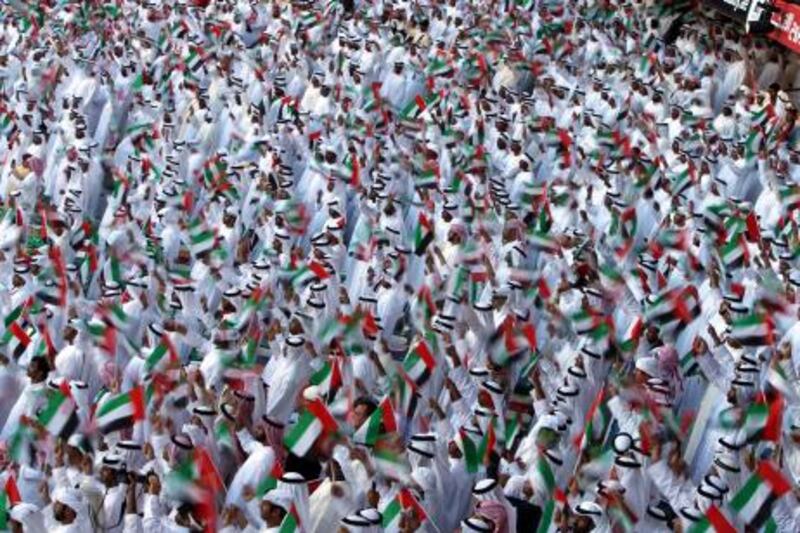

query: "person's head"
left=8, top=518, right=22, bottom=533
left=570, top=515, right=596, bottom=532
left=52, top=500, right=77, bottom=525
left=352, top=396, right=377, bottom=428
left=26, top=356, right=50, bottom=383
left=645, top=325, right=659, bottom=344
left=65, top=443, right=84, bottom=467
left=175, top=502, right=205, bottom=530
left=99, top=465, right=119, bottom=487
left=260, top=498, right=288, bottom=526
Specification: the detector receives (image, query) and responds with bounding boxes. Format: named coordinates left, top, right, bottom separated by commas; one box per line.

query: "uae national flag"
left=393, top=370, right=420, bottom=426
left=202, top=157, right=226, bottom=188
left=94, top=385, right=149, bottom=434
left=719, top=232, right=748, bottom=271
left=671, top=165, right=694, bottom=196
left=414, top=166, right=439, bottom=189
left=719, top=396, right=782, bottom=443
left=106, top=302, right=130, bottom=331
left=317, top=313, right=361, bottom=346
left=687, top=505, right=736, bottom=533
left=184, top=48, right=205, bottom=72
left=234, top=289, right=267, bottom=331
left=402, top=341, right=437, bottom=385
left=529, top=230, right=560, bottom=254
left=536, top=455, right=557, bottom=493
left=0, top=476, right=21, bottom=530
left=287, top=261, right=331, bottom=287
left=164, top=446, right=222, bottom=533
left=255, top=461, right=284, bottom=498
left=426, top=57, right=453, bottom=77
left=1, top=320, right=33, bottom=360
left=283, top=399, right=339, bottom=457
left=645, top=286, right=700, bottom=325
left=487, top=320, right=535, bottom=367
left=278, top=504, right=302, bottom=533
left=460, top=429, right=482, bottom=473
left=145, top=335, right=179, bottom=371
left=7, top=423, right=34, bottom=464
left=618, top=317, right=644, bottom=353
left=469, top=270, right=489, bottom=305
left=767, top=362, right=799, bottom=403
left=649, top=229, right=688, bottom=257
left=779, top=184, right=800, bottom=211
left=37, top=386, right=79, bottom=439
left=414, top=285, right=437, bottom=324
left=460, top=424, right=496, bottom=473
left=729, top=313, right=774, bottom=347
left=214, top=419, right=235, bottom=451
left=520, top=181, right=546, bottom=206
left=372, top=439, right=412, bottom=483
left=0, top=113, right=17, bottom=139
left=571, top=308, right=606, bottom=336
left=704, top=203, right=731, bottom=234
left=413, top=213, right=434, bottom=255
left=536, top=499, right=559, bottom=533
left=362, top=82, right=382, bottom=113
left=353, top=396, right=397, bottom=446
left=744, top=128, right=764, bottom=161
left=728, top=461, right=791, bottom=529
left=309, top=358, right=343, bottom=403
left=3, top=302, right=32, bottom=358
left=679, top=349, right=703, bottom=379
left=574, top=388, right=612, bottom=456
left=504, top=414, right=522, bottom=448
left=381, top=493, right=404, bottom=533
left=381, top=488, right=427, bottom=533
left=168, top=265, right=193, bottom=287
left=400, top=92, right=442, bottom=121
left=188, top=218, right=216, bottom=257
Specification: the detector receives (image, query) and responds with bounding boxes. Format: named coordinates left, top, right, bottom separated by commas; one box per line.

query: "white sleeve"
left=123, top=513, right=142, bottom=533
left=773, top=495, right=800, bottom=532
left=51, top=466, right=71, bottom=492
left=236, top=428, right=259, bottom=454
left=141, top=494, right=164, bottom=533
left=645, top=460, right=694, bottom=512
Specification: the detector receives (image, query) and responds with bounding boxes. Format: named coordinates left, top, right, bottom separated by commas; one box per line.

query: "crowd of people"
left=1, top=0, right=800, bottom=531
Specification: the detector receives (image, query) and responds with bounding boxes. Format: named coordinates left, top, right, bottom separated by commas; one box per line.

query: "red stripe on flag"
left=9, top=322, right=31, bottom=347
left=538, top=278, right=551, bottom=299
left=58, top=380, right=72, bottom=399
left=414, top=342, right=436, bottom=369
left=306, top=399, right=339, bottom=433
left=308, top=261, right=331, bottom=280
left=183, top=190, right=194, bottom=212
left=400, top=488, right=427, bottom=520
left=629, top=317, right=644, bottom=342
left=163, top=335, right=179, bottom=365
left=380, top=398, right=397, bottom=433
left=130, top=385, right=146, bottom=421
left=756, top=460, right=791, bottom=496
left=763, top=393, right=783, bottom=442
left=195, top=446, right=224, bottom=490
left=39, top=206, right=48, bottom=241
left=350, top=157, right=360, bottom=187
left=102, top=326, right=117, bottom=355
left=706, top=505, right=735, bottom=533
left=522, top=323, right=537, bottom=350
left=4, top=477, right=20, bottom=505
left=415, top=94, right=426, bottom=112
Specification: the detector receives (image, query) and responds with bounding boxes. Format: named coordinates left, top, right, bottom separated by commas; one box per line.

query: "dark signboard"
left=705, top=0, right=773, bottom=33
